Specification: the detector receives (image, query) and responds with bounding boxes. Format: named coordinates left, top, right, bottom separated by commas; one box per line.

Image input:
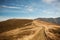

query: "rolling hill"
left=0, top=19, right=33, bottom=33
left=0, top=18, right=60, bottom=40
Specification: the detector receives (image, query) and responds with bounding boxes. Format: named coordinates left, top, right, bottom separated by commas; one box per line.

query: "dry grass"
left=0, top=19, right=60, bottom=40
left=0, top=19, right=33, bottom=33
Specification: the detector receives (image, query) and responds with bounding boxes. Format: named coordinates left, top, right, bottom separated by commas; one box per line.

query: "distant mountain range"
left=36, top=17, right=60, bottom=25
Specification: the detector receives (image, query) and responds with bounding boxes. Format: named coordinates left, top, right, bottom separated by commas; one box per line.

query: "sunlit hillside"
left=0, top=19, right=33, bottom=33
left=0, top=19, right=60, bottom=40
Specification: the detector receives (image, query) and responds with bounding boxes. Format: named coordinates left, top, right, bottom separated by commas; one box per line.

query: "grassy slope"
left=0, top=19, right=33, bottom=33
left=0, top=19, right=60, bottom=40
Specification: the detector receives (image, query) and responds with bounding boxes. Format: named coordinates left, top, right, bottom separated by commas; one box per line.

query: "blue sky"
left=0, top=0, right=60, bottom=21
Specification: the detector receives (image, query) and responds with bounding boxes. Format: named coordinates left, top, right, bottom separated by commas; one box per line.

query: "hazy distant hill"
left=36, top=17, right=60, bottom=25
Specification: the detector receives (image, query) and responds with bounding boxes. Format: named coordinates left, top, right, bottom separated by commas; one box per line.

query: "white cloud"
left=0, top=5, right=21, bottom=9
left=42, top=0, right=57, bottom=4
left=42, top=0, right=60, bottom=8
left=27, top=6, right=34, bottom=12
left=42, top=9, right=55, bottom=15
left=28, top=8, right=33, bottom=12
left=42, top=0, right=60, bottom=14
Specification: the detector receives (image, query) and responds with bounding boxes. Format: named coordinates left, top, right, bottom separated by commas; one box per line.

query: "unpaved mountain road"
left=33, top=20, right=60, bottom=40
left=0, top=20, right=60, bottom=40
left=0, top=20, right=47, bottom=40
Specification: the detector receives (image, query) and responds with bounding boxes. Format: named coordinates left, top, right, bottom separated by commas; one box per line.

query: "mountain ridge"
left=36, top=17, right=60, bottom=25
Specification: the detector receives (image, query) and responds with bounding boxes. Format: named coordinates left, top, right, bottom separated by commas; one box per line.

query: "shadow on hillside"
left=0, top=19, right=33, bottom=33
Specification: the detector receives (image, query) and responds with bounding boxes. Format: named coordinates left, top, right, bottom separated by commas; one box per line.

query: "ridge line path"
left=17, top=20, right=47, bottom=40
